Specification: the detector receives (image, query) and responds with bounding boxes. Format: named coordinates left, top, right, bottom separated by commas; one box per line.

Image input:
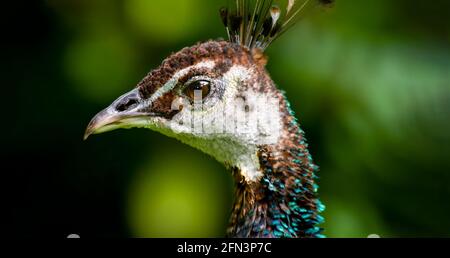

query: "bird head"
left=84, top=0, right=334, bottom=183
left=85, top=41, right=283, bottom=181
left=84, top=0, right=333, bottom=237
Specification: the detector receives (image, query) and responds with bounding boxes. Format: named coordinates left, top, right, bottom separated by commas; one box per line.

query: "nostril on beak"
left=115, top=96, right=138, bottom=112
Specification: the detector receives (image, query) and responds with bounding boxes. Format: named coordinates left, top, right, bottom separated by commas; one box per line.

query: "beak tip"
left=84, top=118, right=97, bottom=141
left=83, top=127, right=92, bottom=141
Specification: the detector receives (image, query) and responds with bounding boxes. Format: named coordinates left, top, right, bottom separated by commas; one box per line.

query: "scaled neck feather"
left=227, top=93, right=324, bottom=238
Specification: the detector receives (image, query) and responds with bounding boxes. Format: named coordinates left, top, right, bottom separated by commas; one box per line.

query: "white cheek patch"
left=222, top=68, right=282, bottom=145
left=170, top=65, right=282, bottom=145
left=168, top=65, right=283, bottom=183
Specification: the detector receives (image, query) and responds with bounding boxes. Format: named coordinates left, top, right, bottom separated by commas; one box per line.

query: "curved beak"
left=84, top=109, right=122, bottom=140
left=83, top=89, right=151, bottom=140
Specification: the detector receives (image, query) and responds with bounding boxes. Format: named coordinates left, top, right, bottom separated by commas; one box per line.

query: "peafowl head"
left=85, top=0, right=333, bottom=238
left=85, top=41, right=283, bottom=182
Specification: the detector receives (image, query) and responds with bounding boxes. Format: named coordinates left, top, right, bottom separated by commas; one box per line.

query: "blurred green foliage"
left=4, top=0, right=449, bottom=237
left=50, top=0, right=450, bottom=237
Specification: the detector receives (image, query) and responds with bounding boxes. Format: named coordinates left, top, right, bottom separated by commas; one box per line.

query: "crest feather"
left=220, top=0, right=334, bottom=50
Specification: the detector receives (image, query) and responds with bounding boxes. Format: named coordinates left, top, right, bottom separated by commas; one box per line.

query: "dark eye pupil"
left=185, top=80, right=211, bottom=100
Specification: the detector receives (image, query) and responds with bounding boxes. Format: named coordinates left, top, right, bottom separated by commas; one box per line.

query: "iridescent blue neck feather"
left=227, top=96, right=325, bottom=238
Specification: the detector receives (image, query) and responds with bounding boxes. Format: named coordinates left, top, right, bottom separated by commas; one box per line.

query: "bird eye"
left=184, top=80, right=211, bottom=101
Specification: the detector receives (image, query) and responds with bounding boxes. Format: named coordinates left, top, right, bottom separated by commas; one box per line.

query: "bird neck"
left=226, top=96, right=325, bottom=238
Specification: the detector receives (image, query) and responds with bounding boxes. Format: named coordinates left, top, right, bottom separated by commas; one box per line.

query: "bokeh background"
left=2, top=0, right=449, bottom=237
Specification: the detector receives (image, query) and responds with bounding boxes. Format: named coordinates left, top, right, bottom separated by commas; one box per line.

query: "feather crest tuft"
left=220, top=0, right=334, bottom=50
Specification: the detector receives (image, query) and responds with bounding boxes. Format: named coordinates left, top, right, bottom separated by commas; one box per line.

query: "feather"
left=219, top=0, right=334, bottom=50
left=287, top=0, right=295, bottom=13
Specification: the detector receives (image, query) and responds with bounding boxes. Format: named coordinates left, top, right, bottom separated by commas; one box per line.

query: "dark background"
left=2, top=0, right=449, bottom=237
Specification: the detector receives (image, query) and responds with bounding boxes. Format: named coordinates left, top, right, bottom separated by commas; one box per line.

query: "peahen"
left=84, top=0, right=333, bottom=238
